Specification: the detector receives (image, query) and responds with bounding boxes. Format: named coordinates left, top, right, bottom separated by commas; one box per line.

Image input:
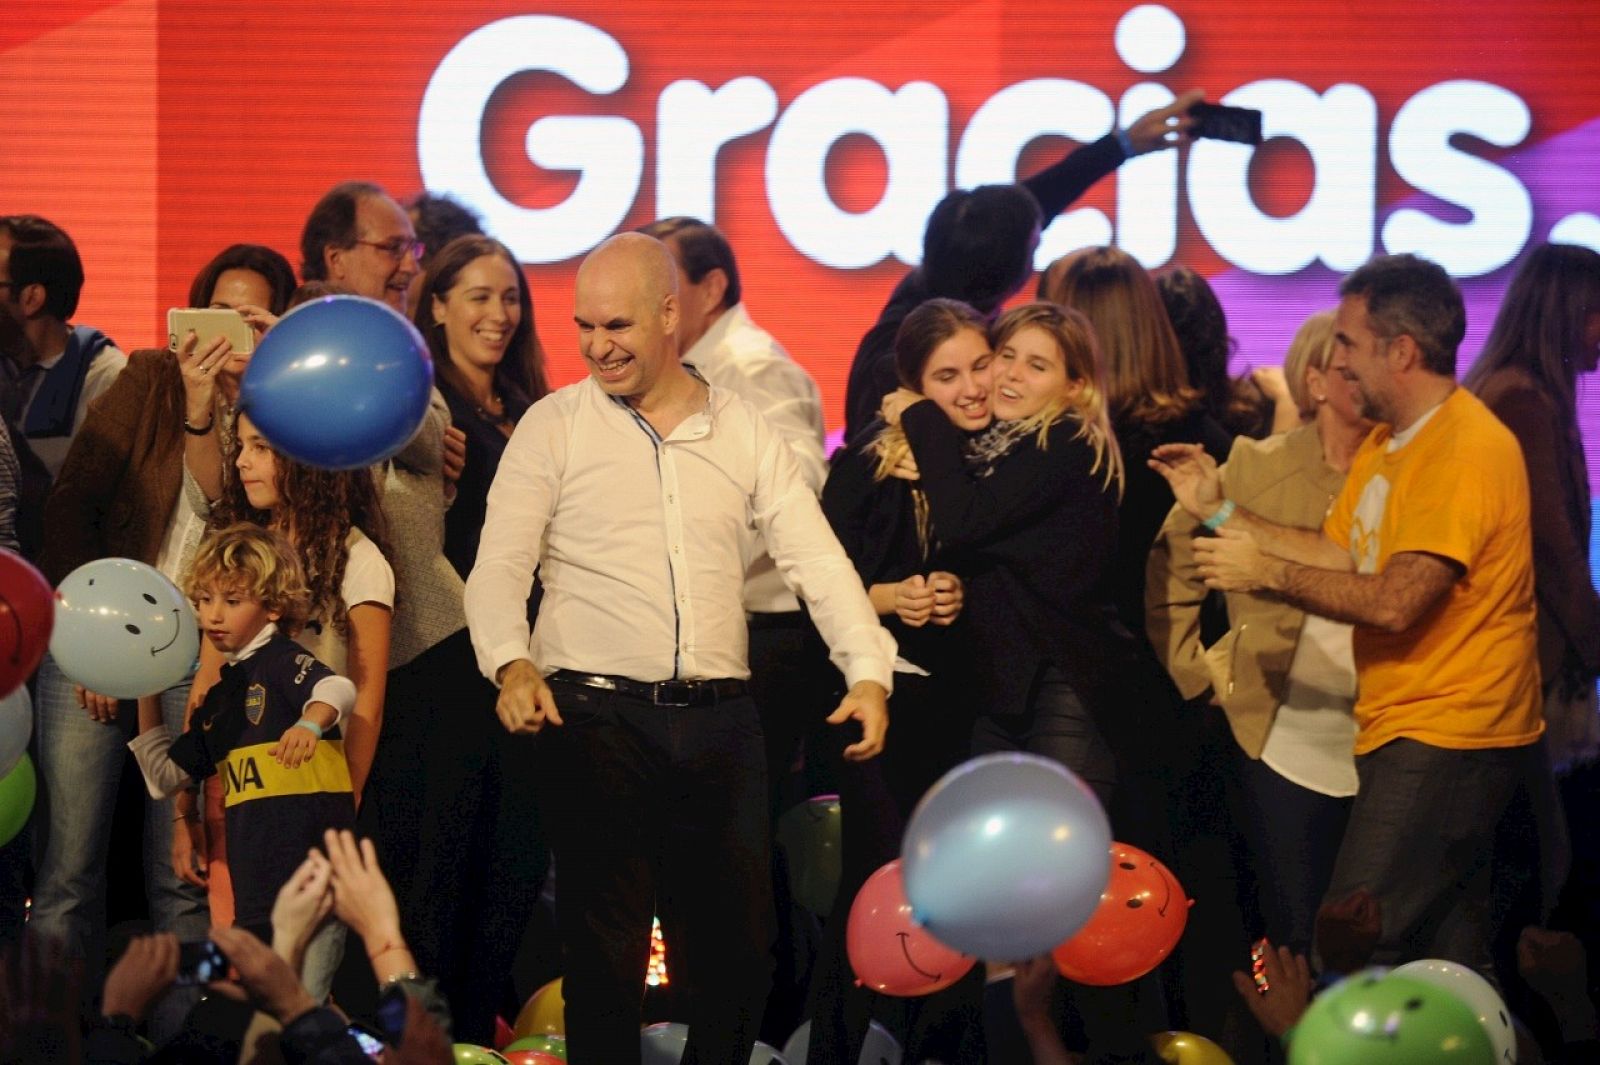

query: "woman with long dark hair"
left=806, top=298, right=992, bottom=1064
left=1040, top=247, right=1232, bottom=633
left=1467, top=244, right=1600, bottom=987
left=1467, top=243, right=1600, bottom=767
left=352, top=234, right=551, bottom=1044
left=883, top=301, right=1169, bottom=1058
left=413, top=234, right=549, bottom=578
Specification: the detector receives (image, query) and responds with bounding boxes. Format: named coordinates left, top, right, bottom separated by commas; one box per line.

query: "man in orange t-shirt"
left=1152, top=253, right=1542, bottom=978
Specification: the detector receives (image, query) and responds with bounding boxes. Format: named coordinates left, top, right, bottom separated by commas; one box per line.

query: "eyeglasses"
left=352, top=238, right=425, bottom=262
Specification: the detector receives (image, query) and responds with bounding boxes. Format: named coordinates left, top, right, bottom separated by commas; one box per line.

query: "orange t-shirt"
left=1323, top=387, right=1542, bottom=754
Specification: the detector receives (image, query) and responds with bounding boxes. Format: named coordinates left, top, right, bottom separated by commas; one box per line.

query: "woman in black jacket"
left=804, top=297, right=993, bottom=1065
left=885, top=301, right=1168, bottom=1060
left=887, top=301, right=1134, bottom=802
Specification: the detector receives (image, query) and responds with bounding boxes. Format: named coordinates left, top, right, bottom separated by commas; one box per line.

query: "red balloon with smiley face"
left=1052, top=842, right=1191, bottom=986
left=847, top=858, right=976, bottom=996
left=0, top=549, right=54, bottom=699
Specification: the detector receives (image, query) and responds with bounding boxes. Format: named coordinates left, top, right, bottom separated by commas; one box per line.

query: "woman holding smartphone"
left=33, top=244, right=295, bottom=1039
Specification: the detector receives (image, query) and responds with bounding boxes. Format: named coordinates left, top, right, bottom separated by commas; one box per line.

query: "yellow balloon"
left=512, top=978, right=566, bottom=1039
left=1151, top=1031, right=1235, bottom=1065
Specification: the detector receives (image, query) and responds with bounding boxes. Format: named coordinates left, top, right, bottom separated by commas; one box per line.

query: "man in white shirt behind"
left=464, top=232, right=893, bottom=1065
left=639, top=215, right=831, bottom=1042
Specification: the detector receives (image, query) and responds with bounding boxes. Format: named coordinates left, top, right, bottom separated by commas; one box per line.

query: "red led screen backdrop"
left=4, top=0, right=1599, bottom=480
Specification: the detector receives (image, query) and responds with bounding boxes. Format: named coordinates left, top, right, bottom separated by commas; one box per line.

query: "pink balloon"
left=847, top=859, right=976, bottom=996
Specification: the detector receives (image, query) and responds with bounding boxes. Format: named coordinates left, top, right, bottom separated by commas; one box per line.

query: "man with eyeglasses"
left=0, top=214, right=126, bottom=482
left=299, top=181, right=425, bottom=316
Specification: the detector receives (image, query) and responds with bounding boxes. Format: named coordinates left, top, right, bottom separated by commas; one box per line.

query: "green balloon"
left=453, top=1045, right=510, bottom=1064
left=775, top=795, right=842, bottom=916
left=505, top=1034, right=568, bottom=1059
left=1289, top=970, right=1496, bottom=1064
left=0, top=754, right=36, bottom=847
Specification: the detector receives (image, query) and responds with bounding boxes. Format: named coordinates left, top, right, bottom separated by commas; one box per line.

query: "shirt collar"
left=1386, top=392, right=1451, bottom=452
left=227, top=621, right=279, bottom=663
left=681, top=302, right=745, bottom=370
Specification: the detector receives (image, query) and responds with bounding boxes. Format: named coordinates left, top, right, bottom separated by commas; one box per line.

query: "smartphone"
left=347, top=1022, right=387, bottom=1060
left=1190, top=102, right=1264, bottom=145
left=167, top=307, right=255, bottom=354
left=175, top=938, right=229, bottom=986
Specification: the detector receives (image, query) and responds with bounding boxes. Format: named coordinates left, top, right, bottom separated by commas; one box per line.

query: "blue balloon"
left=50, top=559, right=200, bottom=699
left=239, top=294, right=433, bottom=470
left=901, top=753, right=1111, bottom=961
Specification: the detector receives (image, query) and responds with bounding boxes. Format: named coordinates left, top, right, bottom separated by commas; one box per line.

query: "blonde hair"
left=185, top=523, right=314, bottom=635
left=991, top=303, right=1125, bottom=495
left=1282, top=310, right=1337, bottom=420
left=1039, top=246, right=1199, bottom=428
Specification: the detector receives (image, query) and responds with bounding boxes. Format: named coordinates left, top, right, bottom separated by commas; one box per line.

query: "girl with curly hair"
left=207, top=411, right=395, bottom=800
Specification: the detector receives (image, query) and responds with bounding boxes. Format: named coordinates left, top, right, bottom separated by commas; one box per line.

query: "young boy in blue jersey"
left=129, top=522, right=357, bottom=999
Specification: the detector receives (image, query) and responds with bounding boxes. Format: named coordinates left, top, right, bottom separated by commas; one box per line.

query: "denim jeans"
left=1323, top=738, right=1522, bottom=980
left=30, top=653, right=210, bottom=1036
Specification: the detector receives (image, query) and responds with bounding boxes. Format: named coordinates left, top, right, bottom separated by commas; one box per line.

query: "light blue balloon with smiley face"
left=50, top=559, right=199, bottom=699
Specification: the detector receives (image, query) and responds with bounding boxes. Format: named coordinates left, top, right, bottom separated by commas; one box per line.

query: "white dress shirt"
left=683, top=303, right=827, bottom=614
left=465, top=376, right=894, bottom=691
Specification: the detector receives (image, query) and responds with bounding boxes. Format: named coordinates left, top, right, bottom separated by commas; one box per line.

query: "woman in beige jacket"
left=1145, top=310, right=1371, bottom=954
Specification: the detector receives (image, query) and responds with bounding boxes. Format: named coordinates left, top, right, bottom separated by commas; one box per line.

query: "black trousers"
left=358, top=629, right=549, bottom=1045
left=1233, top=744, right=1352, bottom=956
left=537, top=679, right=775, bottom=1065
left=970, top=665, right=1170, bottom=1058
left=803, top=669, right=985, bottom=1065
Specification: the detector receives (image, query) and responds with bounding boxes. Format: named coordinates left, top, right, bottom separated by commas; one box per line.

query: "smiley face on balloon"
left=847, top=859, right=975, bottom=997
left=1052, top=842, right=1192, bottom=986
left=50, top=558, right=200, bottom=699
left=1288, top=969, right=1497, bottom=1064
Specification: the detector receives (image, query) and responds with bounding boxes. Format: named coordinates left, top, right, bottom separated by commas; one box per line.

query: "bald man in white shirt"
left=465, top=232, right=893, bottom=1065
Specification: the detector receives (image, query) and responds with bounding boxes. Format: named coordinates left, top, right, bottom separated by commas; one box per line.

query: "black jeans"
left=537, top=679, right=775, bottom=1065
left=970, top=666, right=1117, bottom=807
left=1233, top=747, right=1353, bottom=956
left=803, top=670, right=985, bottom=1065
left=971, top=666, right=1169, bottom=1057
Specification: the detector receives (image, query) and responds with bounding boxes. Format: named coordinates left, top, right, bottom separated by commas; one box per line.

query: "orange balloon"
left=511, top=978, right=566, bottom=1039
left=1052, top=842, right=1190, bottom=985
left=1151, top=1030, right=1235, bottom=1065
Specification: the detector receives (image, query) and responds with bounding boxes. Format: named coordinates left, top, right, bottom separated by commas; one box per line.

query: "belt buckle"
left=652, top=680, right=696, bottom=707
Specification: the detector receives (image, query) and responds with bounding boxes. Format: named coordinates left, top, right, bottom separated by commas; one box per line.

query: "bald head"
left=574, top=232, right=683, bottom=403
left=578, top=232, right=679, bottom=303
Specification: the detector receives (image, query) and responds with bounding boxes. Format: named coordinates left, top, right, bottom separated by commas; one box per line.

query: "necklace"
left=474, top=392, right=512, bottom=427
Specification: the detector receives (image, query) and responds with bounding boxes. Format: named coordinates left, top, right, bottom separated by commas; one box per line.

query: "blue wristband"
left=1202, top=499, right=1236, bottom=531
left=293, top=719, right=324, bottom=740
left=1115, top=125, right=1136, bottom=157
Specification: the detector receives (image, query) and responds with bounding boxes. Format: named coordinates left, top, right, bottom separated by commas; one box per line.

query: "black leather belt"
left=547, top=669, right=748, bottom=707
